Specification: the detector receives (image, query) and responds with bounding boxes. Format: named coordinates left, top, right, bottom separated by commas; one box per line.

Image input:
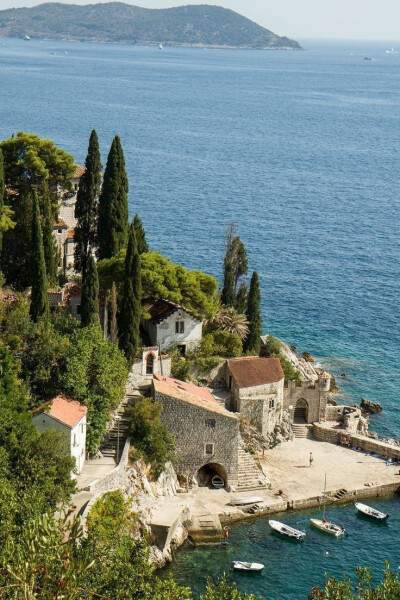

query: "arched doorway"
left=146, top=353, right=155, bottom=375
left=196, top=463, right=228, bottom=489
left=294, top=399, right=308, bottom=424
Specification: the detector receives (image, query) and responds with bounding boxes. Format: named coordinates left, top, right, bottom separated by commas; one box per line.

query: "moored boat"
left=231, top=496, right=263, bottom=506
left=310, top=518, right=346, bottom=537
left=269, top=520, right=306, bottom=540
left=232, top=561, right=264, bottom=572
left=355, top=502, right=388, bottom=520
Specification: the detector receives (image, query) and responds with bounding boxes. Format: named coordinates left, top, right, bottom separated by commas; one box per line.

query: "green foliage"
left=98, top=250, right=218, bottom=319
left=170, top=349, right=191, bottom=381
left=2, top=189, right=33, bottom=288
left=97, top=135, right=129, bottom=260
left=259, top=335, right=282, bottom=358
left=80, top=253, right=99, bottom=327
left=200, top=330, right=242, bottom=358
left=29, top=190, right=49, bottom=322
left=118, top=223, right=141, bottom=365
left=41, top=182, right=58, bottom=286
left=309, top=564, right=400, bottom=600
left=127, top=398, right=175, bottom=478
left=279, top=356, right=301, bottom=386
left=63, top=323, right=128, bottom=454
left=244, top=271, right=262, bottom=354
left=222, top=223, right=248, bottom=309
left=200, top=574, right=260, bottom=600
left=87, top=490, right=137, bottom=538
left=133, top=212, right=149, bottom=254
left=221, top=259, right=235, bottom=307
left=74, top=129, right=102, bottom=278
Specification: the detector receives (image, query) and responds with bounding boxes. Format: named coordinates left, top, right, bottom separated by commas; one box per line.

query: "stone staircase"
left=292, top=424, right=314, bottom=439
left=99, top=397, right=131, bottom=463
left=236, top=443, right=269, bottom=491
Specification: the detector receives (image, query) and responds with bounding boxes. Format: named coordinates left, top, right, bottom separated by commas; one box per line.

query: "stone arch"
left=145, top=353, right=155, bottom=375
left=196, top=462, right=228, bottom=489
left=294, top=398, right=309, bottom=424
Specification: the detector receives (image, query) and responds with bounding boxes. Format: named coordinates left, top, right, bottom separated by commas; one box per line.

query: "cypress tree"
left=80, top=253, right=99, bottom=327
left=244, top=271, right=262, bottom=354
left=41, top=182, right=58, bottom=287
left=30, top=191, right=49, bottom=322
left=110, top=281, right=118, bottom=344
left=74, top=130, right=102, bottom=280
left=221, top=259, right=235, bottom=307
left=97, top=136, right=129, bottom=260
left=133, top=213, right=148, bottom=254
left=118, top=224, right=141, bottom=365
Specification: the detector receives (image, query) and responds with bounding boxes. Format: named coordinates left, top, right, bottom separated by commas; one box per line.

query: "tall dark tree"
left=110, top=281, right=118, bottom=344
left=30, top=191, right=49, bottom=322
left=118, top=224, right=141, bottom=365
left=80, top=253, right=99, bottom=327
left=74, top=130, right=102, bottom=280
left=0, top=149, right=4, bottom=264
left=221, top=259, right=235, bottom=307
left=244, top=271, right=262, bottom=354
left=97, top=136, right=129, bottom=260
left=133, top=213, right=148, bottom=254
left=1, top=190, right=32, bottom=289
left=41, top=182, right=58, bottom=287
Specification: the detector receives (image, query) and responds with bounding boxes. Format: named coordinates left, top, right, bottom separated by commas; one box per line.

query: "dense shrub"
left=127, top=398, right=175, bottom=478
left=259, top=334, right=282, bottom=357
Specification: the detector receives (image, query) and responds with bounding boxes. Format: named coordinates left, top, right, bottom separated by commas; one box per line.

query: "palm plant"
left=207, top=304, right=249, bottom=340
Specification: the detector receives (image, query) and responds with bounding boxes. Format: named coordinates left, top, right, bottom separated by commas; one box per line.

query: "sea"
left=0, top=36, right=399, bottom=597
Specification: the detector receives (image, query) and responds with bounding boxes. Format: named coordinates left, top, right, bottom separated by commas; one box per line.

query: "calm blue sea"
left=0, top=36, right=399, bottom=598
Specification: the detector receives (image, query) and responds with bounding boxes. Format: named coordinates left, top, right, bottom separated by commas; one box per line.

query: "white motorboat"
left=269, top=520, right=306, bottom=540
left=310, top=475, right=347, bottom=537
left=355, top=502, right=388, bottom=521
left=231, top=496, right=263, bottom=506
left=159, top=43, right=164, bottom=50
left=385, top=48, right=398, bottom=54
left=24, top=34, right=31, bottom=40
left=232, top=561, right=264, bottom=572
left=310, top=519, right=346, bottom=537
left=211, top=475, right=224, bottom=489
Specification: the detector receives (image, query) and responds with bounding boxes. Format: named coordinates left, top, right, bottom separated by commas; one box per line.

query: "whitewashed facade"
left=142, top=300, right=202, bottom=354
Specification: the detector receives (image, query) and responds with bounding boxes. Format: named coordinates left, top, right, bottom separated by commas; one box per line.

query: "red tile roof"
left=36, top=394, right=87, bottom=428
left=153, top=374, right=236, bottom=418
left=145, top=299, right=198, bottom=324
left=228, top=357, right=284, bottom=388
left=66, top=229, right=75, bottom=240
left=53, top=219, right=68, bottom=229
left=73, top=164, right=86, bottom=179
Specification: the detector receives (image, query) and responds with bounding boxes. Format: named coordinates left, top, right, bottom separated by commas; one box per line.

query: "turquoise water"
left=1, top=36, right=399, bottom=597
left=164, top=496, right=400, bottom=599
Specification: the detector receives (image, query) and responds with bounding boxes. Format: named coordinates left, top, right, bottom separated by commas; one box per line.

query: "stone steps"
left=98, top=398, right=131, bottom=463
left=292, top=424, right=314, bottom=439
left=236, top=443, right=269, bottom=491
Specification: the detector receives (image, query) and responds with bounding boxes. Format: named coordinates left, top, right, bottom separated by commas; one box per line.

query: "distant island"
left=0, top=2, right=302, bottom=49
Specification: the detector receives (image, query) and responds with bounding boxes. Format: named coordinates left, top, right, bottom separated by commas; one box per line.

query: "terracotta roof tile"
left=66, top=229, right=75, bottom=240
left=145, top=299, right=198, bottom=324
left=35, top=394, right=87, bottom=428
left=153, top=374, right=236, bottom=419
left=73, top=164, right=86, bottom=179
left=228, top=357, right=284, bottom=388
left=53, top=219, right=68, bottom=228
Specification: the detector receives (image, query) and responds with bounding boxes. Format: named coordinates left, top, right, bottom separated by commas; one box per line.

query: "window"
left=73, top=433, right=77, bottom=447
left=228, top=375, right=233, bottom=390
left=269, top=399, right=275, bottom=409
left=205, top=418, right=216, bottom=428
left=58, top=228, right=62, bottom=234
left=76, top=304, right=81, bottom=315
left=204, top=443, right=214, bottom=455
left=175, top=321, right=185, bottom=334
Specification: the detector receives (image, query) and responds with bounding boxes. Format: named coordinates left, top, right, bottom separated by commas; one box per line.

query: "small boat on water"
left=24, top=34, right=31, bottom=40
left=232, top=561, right=264, bottom=572
left=355, top=502, right=389, bottom=521
left=159, top=43, right=164, bottom=50
left=364, top=56, right=373, bottom=61
left=310, top=475, right=347, bottom=537
left=269, top=520, right=306, bottom=540
left=231, top=496, right=263, bottom=506
left=310, top=519, right=346, bottom=537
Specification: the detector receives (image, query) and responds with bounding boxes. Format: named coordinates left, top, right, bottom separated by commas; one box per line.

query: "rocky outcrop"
left=239, top=410, right=291, bottom=453
left=261, top=335, right=319, bottom=383
left=360, top=398, right=382, bottom=414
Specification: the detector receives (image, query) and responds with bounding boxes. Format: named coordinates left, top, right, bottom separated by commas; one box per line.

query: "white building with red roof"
left=32, top=394, right=87, bottom=474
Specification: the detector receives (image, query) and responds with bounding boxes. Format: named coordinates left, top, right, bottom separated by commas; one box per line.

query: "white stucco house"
left=32, top=394, right=87, bottom=475
left=142, top=299, right=203, bottom=354
left=226, top=357, right=285, bottom=437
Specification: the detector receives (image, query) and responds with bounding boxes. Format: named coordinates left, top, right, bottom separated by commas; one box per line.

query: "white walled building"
left=142, top=299, right=203, bottom=354
left=32, top=394, right=87, bottom=475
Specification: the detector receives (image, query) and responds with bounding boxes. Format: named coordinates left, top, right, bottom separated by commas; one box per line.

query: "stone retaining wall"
left=313, top=425, right=400, bottom=460
left=86, top=437, right=130, bottom=493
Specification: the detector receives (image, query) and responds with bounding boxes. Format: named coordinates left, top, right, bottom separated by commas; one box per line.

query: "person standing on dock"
left=309, top=452, right=314, bottom=467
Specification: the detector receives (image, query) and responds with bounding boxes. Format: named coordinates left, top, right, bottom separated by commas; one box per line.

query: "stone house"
left=152, top=374, right=239, bottom=488
left=142, top=299, right=202, bottom=354
left=225, top=356, right=285, bottom=438
left=48, top=282, right=82, bottom=320
left=32, top=394, right=87, bottom=475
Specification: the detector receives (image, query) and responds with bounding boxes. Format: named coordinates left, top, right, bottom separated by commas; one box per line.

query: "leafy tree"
left=127, top=397, right=175, bottom=478
left=118, top=224, right=141, bottom=365
left=259, top=334, right=282, bottom=358
left=221, top=258, right=235, bottom=307
left=309, top=564, right=400, bottom=600
left=98, top=250, right=218, bottom=319
left=74, top=129, right=102, bottom=279
left=133, top=212, right=149, bottom=254
left=41, top=182, right=58, bottom=286
left=29, top=191, right=49, bottom=322
left=0, top=149, right=14, bottom=268
left=207, top=304, right=249, bottom=340
left=201, top=574, right=260, bottom=600
left=199, top=331, right=242, bottom=358
left=244, top=271, right=262, bottom=354
left=80, top=253, right=99, bottom=327
left=2, top=189, right=33, bottom=288
left=110, top=280, right=118, bottom=344
left=97, top=135, right=129, bottom=260
left=222, top=222, right=248, bottom=308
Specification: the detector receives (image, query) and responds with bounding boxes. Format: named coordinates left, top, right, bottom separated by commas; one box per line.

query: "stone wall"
left=154, top=390, right=239, bottom=486
left=86, top=436, right=131, bottom=493
left=231, top=380, right=284, bottom=438
left=284, top=380, right=327, bottom=423
left=313, top=424, right=400, bottom=460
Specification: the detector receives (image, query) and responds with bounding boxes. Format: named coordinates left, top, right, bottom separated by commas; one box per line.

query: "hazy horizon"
left=0, top=0, right=399, bottom=41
